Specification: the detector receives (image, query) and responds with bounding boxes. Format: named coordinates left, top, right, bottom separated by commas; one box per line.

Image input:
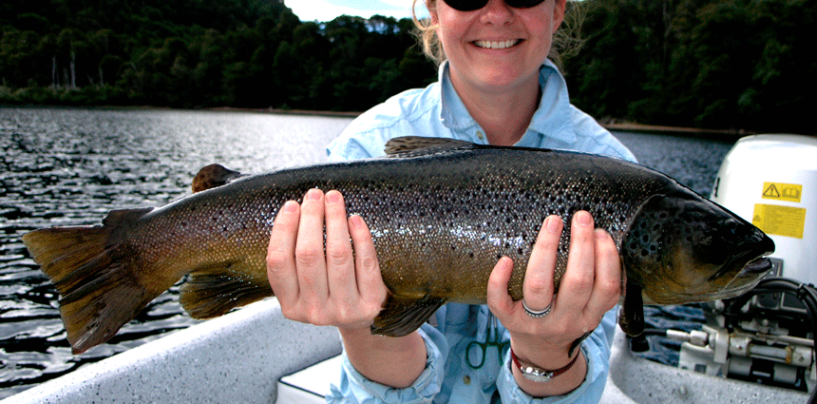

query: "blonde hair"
left=411, top=0, right=586, bottom=69
left=412, top=0, right=445, bottom=65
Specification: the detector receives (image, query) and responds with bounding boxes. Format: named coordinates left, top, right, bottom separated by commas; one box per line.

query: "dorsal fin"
left=192, top=164, right=245, bottom=193
left=383, top=136, right=478, bottom=158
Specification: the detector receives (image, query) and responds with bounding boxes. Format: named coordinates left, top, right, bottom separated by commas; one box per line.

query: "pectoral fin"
left=371, top=293, right=446, bottom=337
left=568, top=331, right=593, bottom=358
left=618, top=282, right=645, bottom=337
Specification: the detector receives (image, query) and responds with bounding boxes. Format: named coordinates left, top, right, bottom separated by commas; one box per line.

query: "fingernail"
left=595, top=229, right=608, bottom=239
left=349, top=215, right=363, bottom=228
left=326, top=190, right=341, bottom=204
left=307, top=188, right=322, bottom=200
left=283, top=201, right=298, bottom=213
left=545, top=216, right=560, bottom=233
left=575, top=211, right=592, bottom=227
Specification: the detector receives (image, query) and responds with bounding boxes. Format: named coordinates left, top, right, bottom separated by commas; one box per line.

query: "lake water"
left=0, top=107, right=736, bottom=398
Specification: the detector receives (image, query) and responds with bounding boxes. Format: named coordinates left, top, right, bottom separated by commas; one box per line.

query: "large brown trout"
left=22, top=137, right=774, bottom=354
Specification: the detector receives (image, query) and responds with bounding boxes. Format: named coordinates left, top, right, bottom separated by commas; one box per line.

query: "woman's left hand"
left=486, top=210, right=622, bottom=397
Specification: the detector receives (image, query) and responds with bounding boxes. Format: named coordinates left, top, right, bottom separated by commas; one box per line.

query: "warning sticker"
left=762, top=182, right=803, bottom=203
left=753, top=204, right=806, bottom=239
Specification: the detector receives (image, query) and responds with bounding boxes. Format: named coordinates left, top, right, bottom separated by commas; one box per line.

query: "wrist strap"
left=511, top=347, right=580, bottom=382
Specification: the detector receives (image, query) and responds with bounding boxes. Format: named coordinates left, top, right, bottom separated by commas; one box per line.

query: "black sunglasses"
left=442, top=0, right=547, bottom=12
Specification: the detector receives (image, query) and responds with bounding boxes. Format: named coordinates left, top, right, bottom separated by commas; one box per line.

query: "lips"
left=473, top=39, right=521, bottom=49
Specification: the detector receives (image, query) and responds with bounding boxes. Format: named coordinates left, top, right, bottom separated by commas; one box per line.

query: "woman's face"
left=430, top=0, right=565, bottom=94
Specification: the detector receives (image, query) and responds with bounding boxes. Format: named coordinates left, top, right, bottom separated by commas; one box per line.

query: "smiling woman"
left=265, top=0, right=639, bottom=403
left=412, top=0, right=584, bottom=68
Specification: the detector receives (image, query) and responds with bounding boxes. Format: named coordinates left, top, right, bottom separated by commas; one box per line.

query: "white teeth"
left=474, top=40, right=519, bottom=49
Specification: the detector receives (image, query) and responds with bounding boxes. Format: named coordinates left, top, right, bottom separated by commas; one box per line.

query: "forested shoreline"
left=1, top=0, right=814, bottom=133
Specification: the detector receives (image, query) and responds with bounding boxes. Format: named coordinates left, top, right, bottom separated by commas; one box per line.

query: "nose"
left=758, top=232, right=775, bottom=255
left=479, top=0, right=515, bottom=25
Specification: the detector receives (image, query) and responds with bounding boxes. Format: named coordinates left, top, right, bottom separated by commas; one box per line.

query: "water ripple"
left=0, top=107, right=737, bottom=398
left=0, top=106, right=352, bottom=398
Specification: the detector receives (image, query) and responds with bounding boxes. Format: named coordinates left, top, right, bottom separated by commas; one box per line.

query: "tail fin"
left=22, top=208, right=164, bottom=354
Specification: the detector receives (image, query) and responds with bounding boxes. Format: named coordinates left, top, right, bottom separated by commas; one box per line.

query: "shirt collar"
left=439, top=61, right=479, bottom=132
left=437, top=59, right=577, bottom=146
left=527, top=59, right=576, bottom=145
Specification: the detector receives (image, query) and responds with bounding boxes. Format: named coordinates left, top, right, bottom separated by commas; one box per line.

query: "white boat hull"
left=1, top=300, right=809, bottom=403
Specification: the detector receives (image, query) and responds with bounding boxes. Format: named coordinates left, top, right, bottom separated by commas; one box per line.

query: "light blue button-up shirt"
left=326, top=60, right=635, bottom=163
left=325, top=60, right=636, bottom=404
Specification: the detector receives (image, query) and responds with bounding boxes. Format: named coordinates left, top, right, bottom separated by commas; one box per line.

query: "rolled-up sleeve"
left=497, top=309, right=617, bottom=404
left=326, top=325, right=449, bottom=404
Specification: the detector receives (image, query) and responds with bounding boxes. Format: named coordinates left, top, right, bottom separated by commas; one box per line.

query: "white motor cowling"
left=711, top=134, right=817, bottom=288
left=678, top=135, right=817, bottom=390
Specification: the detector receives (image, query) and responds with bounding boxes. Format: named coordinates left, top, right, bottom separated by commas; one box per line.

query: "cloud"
left=285, top=0, right=416, bottom=22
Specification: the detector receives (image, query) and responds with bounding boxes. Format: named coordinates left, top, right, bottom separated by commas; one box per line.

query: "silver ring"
left=522, top=300, right=552, bottom=318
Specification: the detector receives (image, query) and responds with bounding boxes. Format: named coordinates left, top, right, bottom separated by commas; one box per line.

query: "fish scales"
left=143, top=147, right=652, bottom=302
left=21, top=136, right=774, bottom=353
left=336, top=147, right=657, bottom=303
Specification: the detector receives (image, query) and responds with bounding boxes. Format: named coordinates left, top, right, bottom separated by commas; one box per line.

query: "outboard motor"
left=675, top=135, right=817, bottom=392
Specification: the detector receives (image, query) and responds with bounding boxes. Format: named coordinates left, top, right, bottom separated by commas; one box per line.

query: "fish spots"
left=626, top=212, right=664, bottom=263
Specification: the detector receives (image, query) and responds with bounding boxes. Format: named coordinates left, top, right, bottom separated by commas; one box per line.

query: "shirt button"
left=476, top=131, right=484, bottom=140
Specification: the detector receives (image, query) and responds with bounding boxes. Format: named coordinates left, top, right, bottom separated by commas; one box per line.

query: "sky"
left=285, top=0, right=426, bottom=22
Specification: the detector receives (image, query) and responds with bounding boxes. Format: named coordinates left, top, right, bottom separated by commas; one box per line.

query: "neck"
left=449, top=70, right=541, bottom=147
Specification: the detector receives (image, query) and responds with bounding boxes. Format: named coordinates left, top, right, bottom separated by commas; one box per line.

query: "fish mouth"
left=708, top=239, right=775, bottom=283
left=718, top=255, right=774, bottom=295
left=741, top=256, right=773, bottom=275
left=642, top=278, right=764, bottom=305
left=687, top=280, right=761, bottom=302
left=666, top=258, right=771, bottom=303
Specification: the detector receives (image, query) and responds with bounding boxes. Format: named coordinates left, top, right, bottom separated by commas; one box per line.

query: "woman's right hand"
left=266, top=189, right=427, bottom=388
left=266, top=189, right=387, bottom=332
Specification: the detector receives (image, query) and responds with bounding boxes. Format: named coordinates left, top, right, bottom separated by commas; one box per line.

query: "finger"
left=267, top=200, right=301, bottom=306
left=522, top=215, right=561, bottom=312
left=295, top=189, right=329, bottom=302
left=555, top=211, right=596, bottom=312
left=486, top=256, right=515, bottom=316
left=583, top=229, right=622, bottom=321
left=348, top=214, right=387, bottom=313
left=324, top=191, right=357, bottom=303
